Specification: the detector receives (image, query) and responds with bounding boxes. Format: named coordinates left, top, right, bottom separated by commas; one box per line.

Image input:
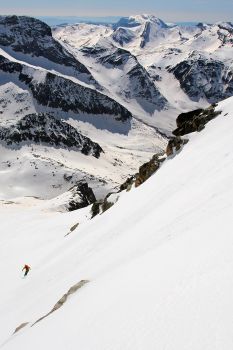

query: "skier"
left=22, top=264, right=31, bottom=277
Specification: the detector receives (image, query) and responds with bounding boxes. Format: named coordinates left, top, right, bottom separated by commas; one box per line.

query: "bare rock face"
left=33, top=280, right=89, bottom=326
left=67, top=183, right=96, bottom=211
left=0, top=113, right=103, bottom=158
left=170, top=56, right=233, bottom=103
left=172, top=105, right=221, bottom=136
left=91, top=153, right=166, bottom=218
left=166, top=104, right=222, bottom=156
left=135, top=154, right=165, bottom=187
left=166, top=137, right=189, bottom=156
left=13, top=322, right=29, bottom=334
left=0, top=55, right=132, bottom=123
left=0, top=15, right=89, bottom=74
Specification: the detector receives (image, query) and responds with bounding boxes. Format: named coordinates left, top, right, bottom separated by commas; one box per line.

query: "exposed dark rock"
left=0, top=15, right=89, bottom=74
left=166, top=104, right=222, bottom=156
left=173, top=105, right=222, bottom=136
left=91, top=201, right=102, bottom=218
left=0, top=113, right=103, bottom=158
left=176, top=109, right=204, bottom=128
left=91, top=153, right=166, bottom=218
left=119, top=175, right=135, bottom=192
left=13, top=322, right=29, bottom=334
left=101, top=199, right=114, bottom=213
left=65, top=223, right=79, bottom=237
left=90, top=195, right=115, bottom=218
left=112, top=27, right=135, bottom=46
left=140, top=22, right=151, bottom=48
left=166, top=137, right=189, bottom=156
left=32, top=280, right=89, bottom=326
left=135, top=154, right=164, bottom=187
left=0, top=55, right=132, bottom=122
left=67, top=183, right=96, bottom=211
left=170, top=56, right=233, bottom=103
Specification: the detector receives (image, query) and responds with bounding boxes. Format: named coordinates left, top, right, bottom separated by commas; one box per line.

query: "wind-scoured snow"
left=0, top=96, right=232, bottom=349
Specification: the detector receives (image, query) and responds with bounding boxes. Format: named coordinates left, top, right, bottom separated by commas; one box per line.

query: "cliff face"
left=0, top=113, right=103, bottom=158
left=170, top=57, right=233, bottom=103
left=0, top=55, right=132, bottom=122
left=0, top=15, right=89, bottom=74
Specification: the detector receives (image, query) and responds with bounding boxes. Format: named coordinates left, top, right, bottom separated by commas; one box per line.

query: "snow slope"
left=0, top=96, right=233, bottom=349
left=0, top=37, right=167, bottom=200
left=0, top=15, right=170, bottom=201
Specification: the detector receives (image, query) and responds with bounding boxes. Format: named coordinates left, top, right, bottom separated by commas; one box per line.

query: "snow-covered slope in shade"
left=0, top=96, right=233, bottom=349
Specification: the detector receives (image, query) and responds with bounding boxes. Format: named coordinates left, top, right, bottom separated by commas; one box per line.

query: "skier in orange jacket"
left=22, top=264, right=31, bottom=277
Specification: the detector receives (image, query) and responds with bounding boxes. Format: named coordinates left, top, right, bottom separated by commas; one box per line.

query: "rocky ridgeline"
left=0, top=113, right=103, bottom=157
left=170, top=56, right=233, bottom=103
left=81, top=45, right=167, bottom=111
left=0, top=15, right=89, bottom=74
left=0, top=55, right=132, bottom=121
left=91, top=153, right=166, bottom=218
left=166, top=104, right=222, bottom=156
left=91, top=104, right=223, bottom=217
left=63, top=183, right=96, bottom=212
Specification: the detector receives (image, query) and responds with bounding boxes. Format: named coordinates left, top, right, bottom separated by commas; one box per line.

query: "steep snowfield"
left=0, top=96, right=233, bottom=349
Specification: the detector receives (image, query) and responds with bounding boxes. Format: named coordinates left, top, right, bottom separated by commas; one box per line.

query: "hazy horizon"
left=0, top=0, right=232, bottom=23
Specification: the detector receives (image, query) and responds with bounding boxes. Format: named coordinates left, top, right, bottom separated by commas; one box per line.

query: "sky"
left=0, top=0, right=232, bottom=22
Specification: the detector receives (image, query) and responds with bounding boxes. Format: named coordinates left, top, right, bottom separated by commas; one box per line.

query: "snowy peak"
left=114, top=14, right=168, bottom=29
left=0, top=15, right=99, bottom=85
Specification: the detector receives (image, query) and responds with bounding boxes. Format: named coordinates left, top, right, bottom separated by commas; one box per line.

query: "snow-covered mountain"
left=0, top=95, right=232, bottom=349
left=0, top=15, right=98, bottom=86
left=1, top=13, right=233, bottom=204
left=54, top=14, right=233, bottom=113
left=0, top=15, right=169, bottom=201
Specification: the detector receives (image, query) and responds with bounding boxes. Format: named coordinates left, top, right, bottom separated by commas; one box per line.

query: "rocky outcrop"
left=91, top=153, right=166, bottom=218
left=67, top=183, right=96, bottom=211
left=13, top=322, right=29, bottom=334
left=91, top=103, right=224, bottom=219
left=0, top=15, right=89, bottom=75
left=135, top=154, right=165, bottom=187
left=32, top=280, right=89, bottom=326
left=170, top=56, right=233, bottom=103
left=166, top=104, right=222, bottom=156
left=0, top=55, right=132, bottom=122
left=112, top=28, right=135, bottom=46
left=166, top=137, right=189, bottom=156
left=140, top=22, right=151, bottom=48
left=91, top=194, right=116, bottom=218
left=0, top=113, right=103, bottom=157
left=172, top=105, right=222, bottom=136
left=119, top=153, right=166, bottom=190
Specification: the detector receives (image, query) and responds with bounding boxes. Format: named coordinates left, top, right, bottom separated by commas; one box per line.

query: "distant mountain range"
left=37, top=15, right=199, bottom=27
left=0, top=13, right=232, bottom=205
